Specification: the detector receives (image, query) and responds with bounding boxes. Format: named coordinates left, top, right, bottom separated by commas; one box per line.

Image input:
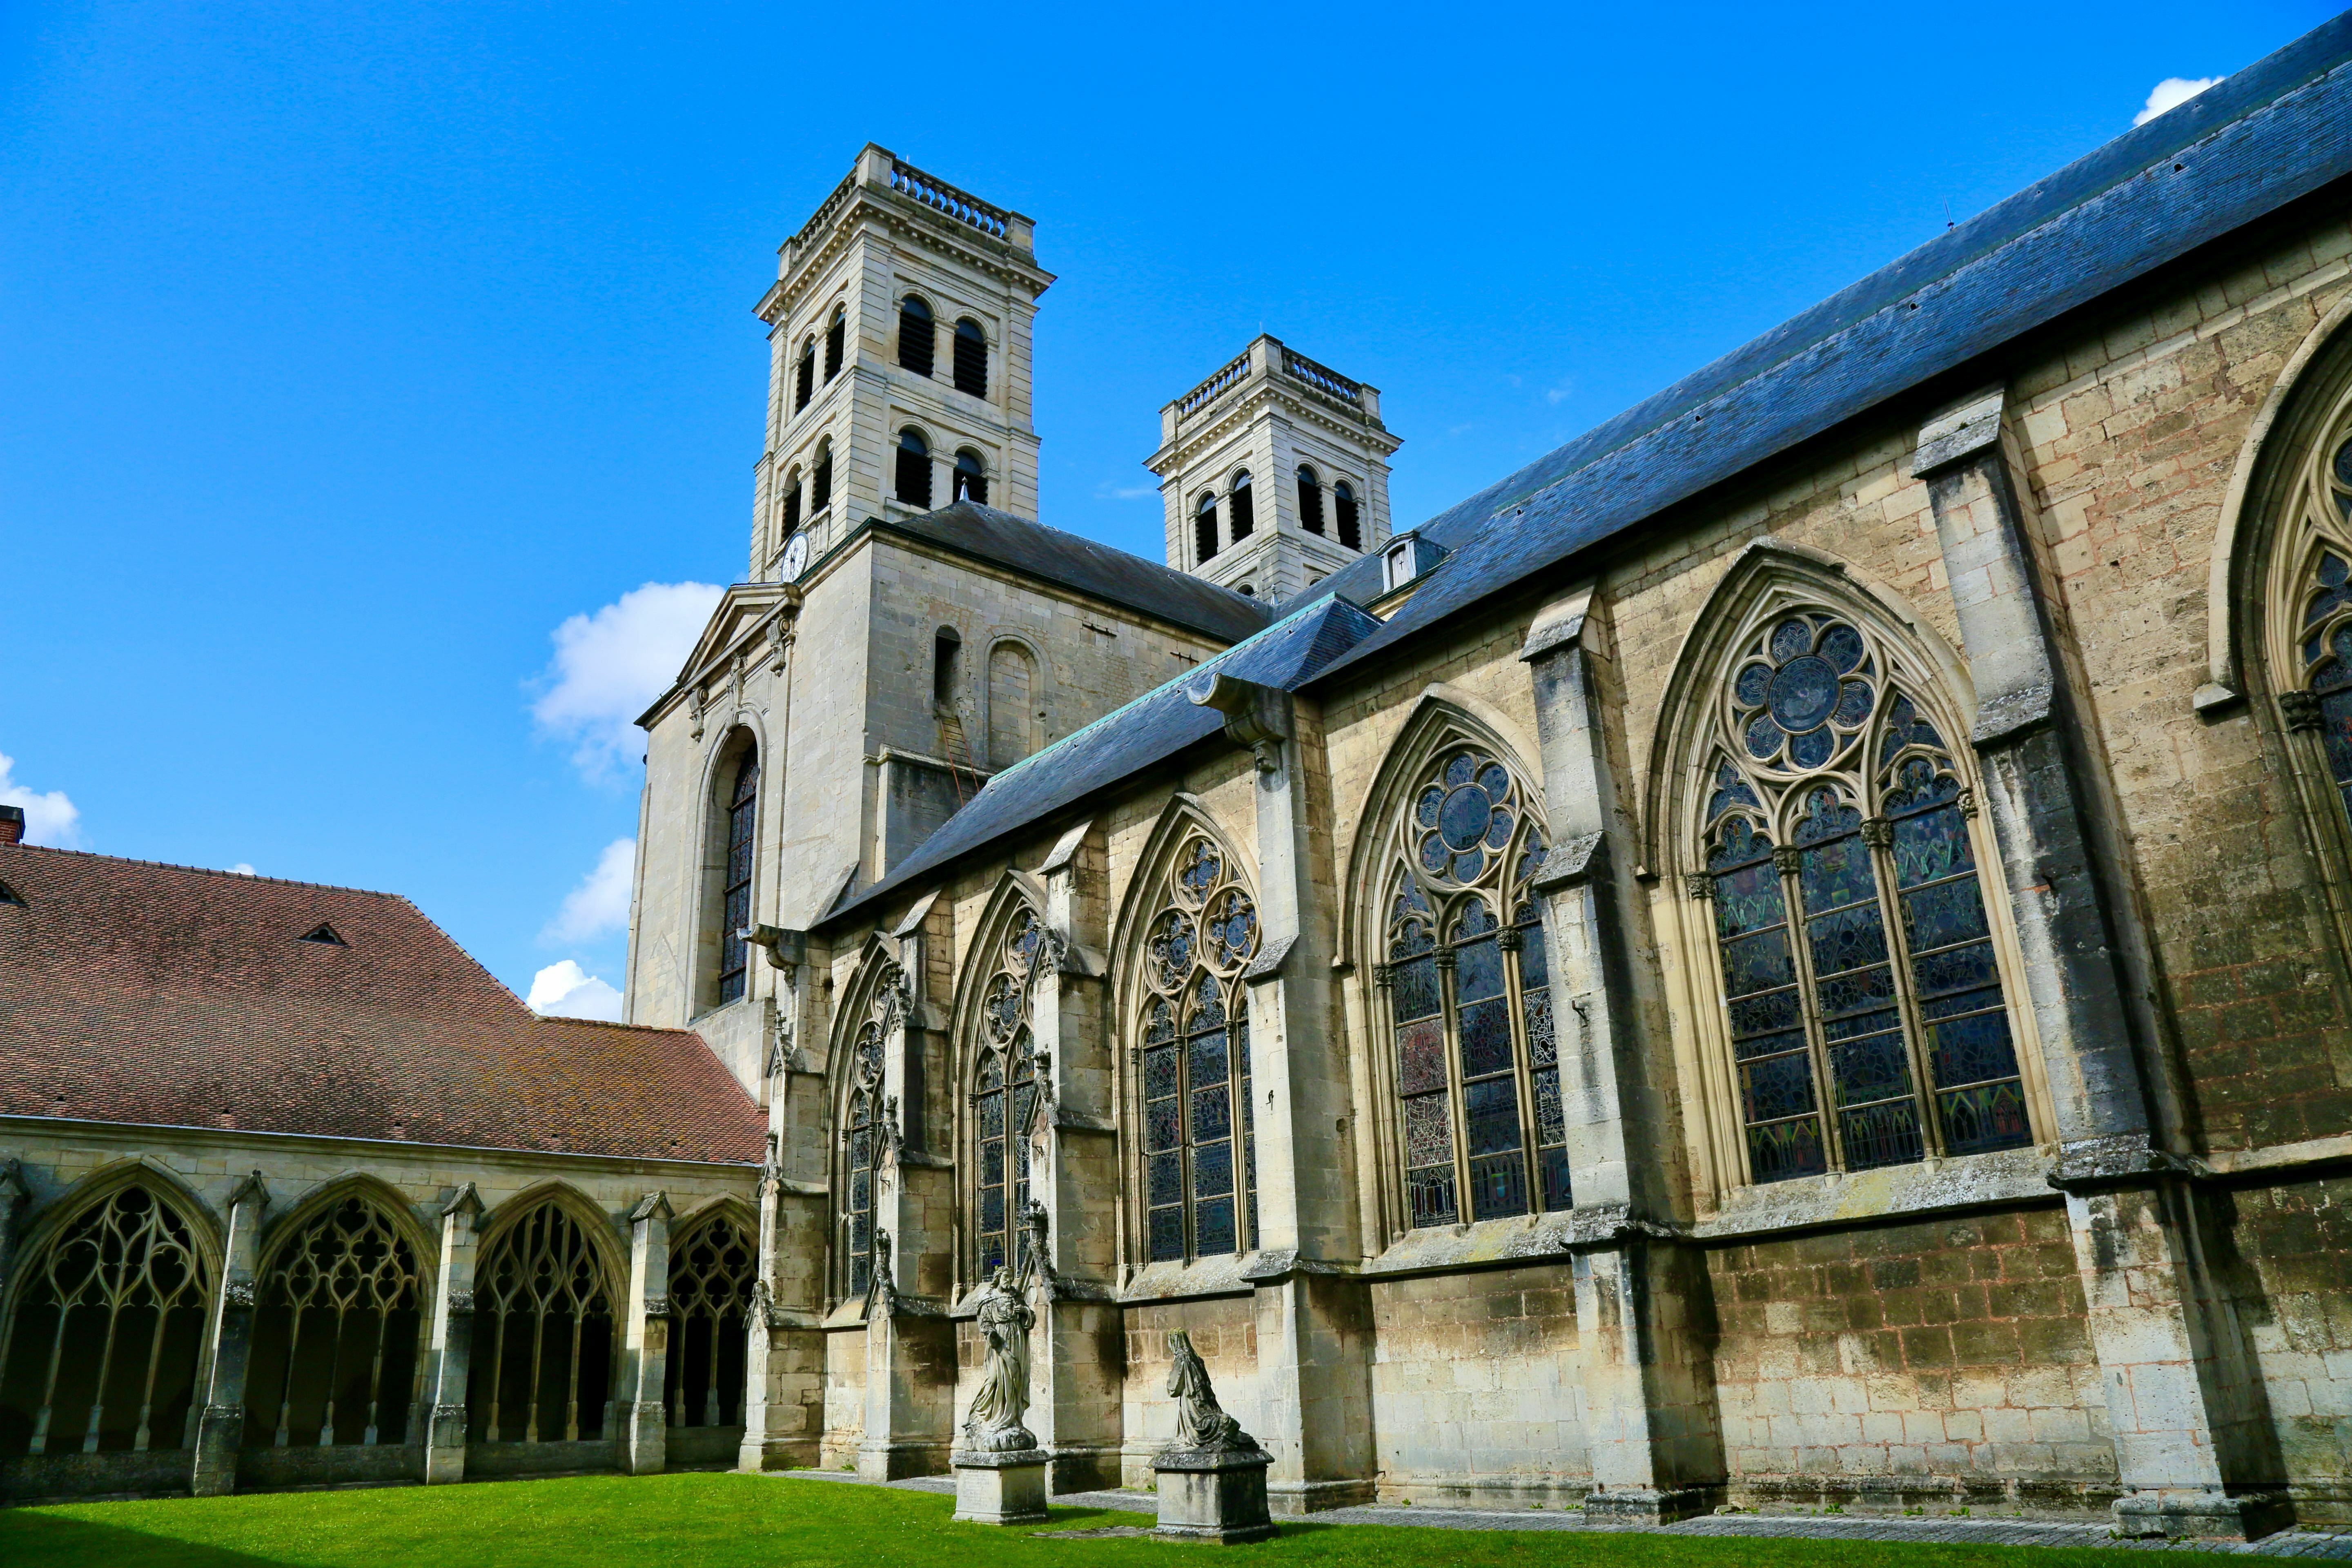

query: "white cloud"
left=2135, top=76, right=2222, bottom=127
left=543, top=837, right=635, bottom=945
left=1094, top=481, right=1158, bottom=501
left=527, top=960, right=624, bottom=1022
left=228, top=863, right=257, bottom=876
left=0, top=751, right=81, bottom=847
left=532, top=581, right=724, bottom=780
left=1545, top=378, right=1577, bottom=406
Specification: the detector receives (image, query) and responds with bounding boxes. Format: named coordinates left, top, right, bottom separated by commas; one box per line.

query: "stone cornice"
left=1, top=1114, right=764, bottom=1177
left=768, top=187, right=1054, bottom=325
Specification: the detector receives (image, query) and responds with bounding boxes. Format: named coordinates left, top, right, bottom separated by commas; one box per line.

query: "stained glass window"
left=842, top=1020, right=883, bottom=1300
left=1696, top=613, right=2031, bottom=1182
left=1383, top=746, right=1566, bottom=1231
left=716, top=750, right=759, bottom=1004
left=972, top=910, right=1043, bottom=1279
left=1137, top=833, right=1259, bottom=1262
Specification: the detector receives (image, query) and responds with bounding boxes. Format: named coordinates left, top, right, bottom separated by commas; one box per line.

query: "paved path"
left=764, top=1470, right=2352, bottom=1557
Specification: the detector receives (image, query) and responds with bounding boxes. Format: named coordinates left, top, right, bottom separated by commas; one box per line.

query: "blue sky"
left=0, top=1, right=2333, bottom=1014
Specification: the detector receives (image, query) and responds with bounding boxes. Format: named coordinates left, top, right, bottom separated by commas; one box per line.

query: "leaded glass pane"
left=1940, top=1080, right=2032, bottom=1156
left=1145, top=1099, right=1180, bottom=1153
left=1713, top=859, right=1785, bottom=940
left=1392, top=953, right=1440, bottom=1022
left=1147, top=1207, right=1184, bottom=1263
left=1406, top=1164, right=1458, bottom=1229
left=1902, top=878, right=1992, bottom=952
left=1534, top=1067, right=1565, bottom=1143
left=1746, top=1115, right=1826, bottom=1183
left=1538, top=1147, right=1572, bottom=1213
left=1144, top=1044, right=1179, bottom=1100
left=1522, top=980, right=1556, bottom=1067
left=1839, top=1099, right=1924, bottom=1170
left=1455, top=934, right=1504, bottom=1001
left=1721, top=927, right=1796, bottom=998
left=1148, top=1152, right=1183, bottom=1207
left=1192, top=1084, right=1231, bottom=1143
left=1194, top=1198, right=1236, bottom=1257
left=1464, top=1076, right=1522, bottom=1157
left=1188, top=1033, right=1229, bottom=1091
left=978, top=1091, right=1003, bottom=1140
left=1398, top=1017, right=1446, bottom=1095
left=1192, top=1140, right=1233, bottom=1198
left=1741, top=1051, right=1816, bottom=1123
left=1800, top=833, right=1877, bottom=913
left=979, top=1187, right=1004, bottom=1234
left=1403, top=1092, right=1454, bottom=1169
left=1468, top=1152, right=1529, bottom=1221
left=1891, top=804, right=1972, bottom=887
left=1828, top=1029, right=1911, bottom=1107
left=1927, top=1007, right=2020, bottom=1090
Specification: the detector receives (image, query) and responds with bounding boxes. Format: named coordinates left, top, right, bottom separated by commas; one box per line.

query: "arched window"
left=971, top=907, right=1046, bottom=1278
left=1229, top=471, right=1255, bottom=541
left=898, top=296, right=934, bottom=377
left=247, top=1196, right=424, bottom=1450
left=986, top=641, right=1038, bottom=769
left=933, top=626, right=962, bottom=707
left=955, top=448, right=988, bottom=506
left=1296, top=466, right=1324, bottom=535
left=779, top=467, right=803, bottom=540
left=2257, top=374, right=2352, bottom=883
left=0, top=1183, right=209, bottom=1457
left=811, top=440, right=833, bottom=513
left=824, top=305, right=846, bottom=382
left=1237, top=584, right=1256, bottom=598
left=1381, top=747, right=1563, bottom=1228
left=953, top=318, right=988, bottom=398
left=1692, top=609, right=2032, bottom=1183
left=470, top=1202, right=616, bottom=1443
left=840, top=1017, right=884, bottom=1299
left=715, top=748, right=759, bottom=1006
left=1334, top=481, right=1361, bottom=550
left=664, top=1214, right=755, bottom=1430
left=795, top=335, right=816, bottom=412
left=895, top=428, right=932, bottom=508
left=1194, top=494, right=1219, bottom=564
left=1137, top=836, right=1260, bottom=1262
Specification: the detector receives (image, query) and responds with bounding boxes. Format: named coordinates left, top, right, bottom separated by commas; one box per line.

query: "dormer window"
left=299, top=923, right=347, bottom=946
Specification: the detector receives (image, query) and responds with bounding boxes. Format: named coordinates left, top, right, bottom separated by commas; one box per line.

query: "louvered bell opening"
left=812, top=455, right=832, bottom=511
left=782, top=486, right=802, bottom=535
left=1194, top=502, right=1218, bottom=564
left=795, top=351, right=814, bottom=411
left=896, top=438, right=933, bottom=508
left=1229, top=479, right=1255, bottom=541
left=898, top=305, right=935, bottom=376
left=955, top=452, right=987, bottom=506
left=1336, top=489, right=1361, bottom=550
left=1298, top=473, right=1324, bottom=535
left=824, top=320, right=844, bottom=381
left=953, top=321, right=987, bottom=397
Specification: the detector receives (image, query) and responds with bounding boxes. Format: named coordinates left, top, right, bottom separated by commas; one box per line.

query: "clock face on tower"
left=778, top=531, right=810, bottom=584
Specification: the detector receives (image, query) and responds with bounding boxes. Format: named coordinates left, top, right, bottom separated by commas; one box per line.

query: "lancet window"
left=716, top=748, right=760, bottom=1005
left=246, top=1196, right=424, bottom=1450
left=0, top=1184, right=209, bottom=1457
left=1380, top=744, right=1564, bottom=1229
left=1138, top=835, right=1260, bottom=1262
left=971, top=907, right=1045, bottom=1278
left=840, top=1016, right=885, bottom=1300
left=663, top=1214, right=755, bottom=1430
left=469, top=1203, right=616, bottom=1443
left=1693, top=608, right=2032, bottom=1184
left=2264, top=393, right=2352, bottom=845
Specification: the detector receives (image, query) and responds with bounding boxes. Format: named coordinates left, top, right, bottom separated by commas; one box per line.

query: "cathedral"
left=5, top=15, right=2352, bottom=1538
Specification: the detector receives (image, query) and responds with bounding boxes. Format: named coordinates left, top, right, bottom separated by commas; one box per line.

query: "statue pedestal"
left=1154, top=1447, right=1276, bottom=1544
left=951, top=1447, right=1051, bottom=1525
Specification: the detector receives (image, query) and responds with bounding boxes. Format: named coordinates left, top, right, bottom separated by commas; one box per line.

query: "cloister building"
left=6, top=16, right=2352, bottom=1538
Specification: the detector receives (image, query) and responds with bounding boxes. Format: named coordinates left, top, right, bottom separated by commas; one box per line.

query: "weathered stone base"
left=1267, top=1475, right=1376, bottom=1515
left=952, top=1447, right=1050, bottom=1524
left=1156, top=1448, right=1276, bottom=1544
left=858, top=1440, right=950, bottom=1481
left=2113, top=1490, right=2291, bottom=1542
left=1581, top=1486, right=1720, bottom=1524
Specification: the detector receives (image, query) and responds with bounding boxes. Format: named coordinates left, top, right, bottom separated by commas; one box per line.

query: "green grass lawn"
left=0, top=1472, right=2236, bottom=1568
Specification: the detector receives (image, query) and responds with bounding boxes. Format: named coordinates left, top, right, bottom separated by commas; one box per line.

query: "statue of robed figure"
left=961, top=1265, right=1038, bottom=1452
left=1160, top=1329, right=1260, bottom=1456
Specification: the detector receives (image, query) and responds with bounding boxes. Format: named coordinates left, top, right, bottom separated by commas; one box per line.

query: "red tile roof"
left=0, top=845, right=766, bottom=1165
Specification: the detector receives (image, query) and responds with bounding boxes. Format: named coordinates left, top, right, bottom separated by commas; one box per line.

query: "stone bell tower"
left=1147, top=334, right=1400, bottom=605
left=748, top=144, right=1056, bottom=581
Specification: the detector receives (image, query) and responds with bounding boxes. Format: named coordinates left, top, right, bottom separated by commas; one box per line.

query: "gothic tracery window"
left=246, top=1196, right=423, bottom=1450
left=1381, top=745, right=1565, bottom=1230
left=840, top=1017, right=885, bottom=1300
left=1138, top=835, right=1260, bottom=1262
left=716, top=748, right=760, bottom=1005
left=1695, top=608, right=2032, bottom=1184
left=972, top=908, right=1045, bottom=1278
left=664, top=1214, right=755, bottom=1430
left=2270, top=407, right=2352, bottom=840
left=0, top=1184, right=209, bottom=1457
left=470, top=1203, right=616, bottom=1443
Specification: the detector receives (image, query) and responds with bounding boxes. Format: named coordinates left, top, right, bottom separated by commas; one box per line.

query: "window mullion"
left=1438, top=933, right=1471, bottom=1219
left=1867, top=820, right=1948, bottom=1159
left=1775, top=847, right=1847, bottom=1174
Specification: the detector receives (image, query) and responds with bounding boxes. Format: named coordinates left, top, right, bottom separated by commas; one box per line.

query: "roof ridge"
left=0, top=842, right=405, bottom=900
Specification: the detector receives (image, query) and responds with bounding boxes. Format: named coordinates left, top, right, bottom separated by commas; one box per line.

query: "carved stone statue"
left=961, top=1266, right=1037, bottom=1452
left=1160, top=1329, right=1258, bottom=1455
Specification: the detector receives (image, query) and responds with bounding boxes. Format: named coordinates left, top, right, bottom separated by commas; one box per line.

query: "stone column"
left=1026, top=822, right=1124, bottom=1493
left=420, top=1183, right=483, bottom=1485
left=859, top=914, right=956, bottom=1481
left=740, top=936, right=830, bottom=1472
left=1519, top=588, right=1725, bottom=1522
left=1193, top=675, right=1375, bottom=1513
left=1914, top=388, right=2280, bottom=1540
left=619, top=1192, right=673, bottom=1475
left=189, top=1171, right=268, bottom=1497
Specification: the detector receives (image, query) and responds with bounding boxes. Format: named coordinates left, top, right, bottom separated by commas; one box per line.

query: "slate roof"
left=880, top=500, right=1274, bottom=644
left=826, top=595, right=1382, bottom=924
left=1297, top=15, right=2352, bottom=684
left=0, top=845, right=766, bottom=1164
